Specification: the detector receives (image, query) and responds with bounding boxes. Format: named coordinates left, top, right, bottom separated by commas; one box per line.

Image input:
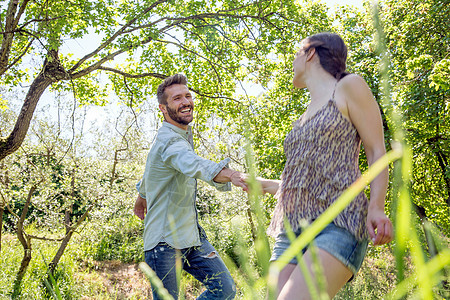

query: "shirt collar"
left=163, top=121, right=192, bottom=140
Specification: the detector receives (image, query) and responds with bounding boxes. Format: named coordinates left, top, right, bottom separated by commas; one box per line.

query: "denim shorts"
left=270, top=222, right=368, bottom=280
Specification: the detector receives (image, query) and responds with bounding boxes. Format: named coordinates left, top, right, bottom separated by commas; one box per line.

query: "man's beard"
left=166, top=104, right=193, bottom=125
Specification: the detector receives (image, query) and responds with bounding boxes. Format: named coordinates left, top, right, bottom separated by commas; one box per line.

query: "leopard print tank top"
left=267, top=99, right=369, bottom=241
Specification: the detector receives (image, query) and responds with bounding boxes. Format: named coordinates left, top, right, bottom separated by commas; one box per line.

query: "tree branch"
left=4, top=37, right=35, bottom=72
left=68, top=0, right=167, bottom=73
left=16, top=184, right=38, bottom=250
left=97, top=66, right=166, bottom=79
left=0, top=0, right=20, bottom=74
left=49, top=203, right=96, bottom=271
left=27, top=234, right=65, bottom=242
left=98, top=66, right=242, bottom=105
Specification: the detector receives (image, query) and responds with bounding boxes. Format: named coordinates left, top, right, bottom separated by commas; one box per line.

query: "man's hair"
left=304, top=32, right=349, bottom=81
left=157, top=74, right=188, bottom=105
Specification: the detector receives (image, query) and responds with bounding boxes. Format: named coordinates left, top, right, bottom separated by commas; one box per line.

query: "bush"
left=79, top=213, right=144, bottom=263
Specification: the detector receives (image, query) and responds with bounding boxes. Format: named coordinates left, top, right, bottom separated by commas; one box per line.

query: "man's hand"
left=213, top=168, right=249, bottom=192
left=230, top=171, right=249, bottom=192
left=366, top=207, right=393, bottom=246
left=134, top=195, right=147, bottom=220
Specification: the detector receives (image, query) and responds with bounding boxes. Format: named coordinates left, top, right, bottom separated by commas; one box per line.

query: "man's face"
left=160, top=84, right=194, bottom=128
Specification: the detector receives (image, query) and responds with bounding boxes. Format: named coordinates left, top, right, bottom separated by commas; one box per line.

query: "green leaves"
left=429, top=59, right=450, bottom=91
left=406, top=55, right=434, bottom=79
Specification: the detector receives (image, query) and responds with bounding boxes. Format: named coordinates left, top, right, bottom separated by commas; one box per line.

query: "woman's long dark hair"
left=304, top=32, right=349, bottom=81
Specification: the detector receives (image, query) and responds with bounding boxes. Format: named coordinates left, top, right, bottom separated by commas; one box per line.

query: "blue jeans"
left=145, top=236, right=236, bottom=300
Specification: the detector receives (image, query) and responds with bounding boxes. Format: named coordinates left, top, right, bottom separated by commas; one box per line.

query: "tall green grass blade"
left=371, top=2, right=449, bottom=298
left=399, top=146, right=436, bottom=299
left=43, top=277, right=59, bottom=300
left=175, top=249, right=183, bottom=300
left=242, top=111, right=274, bottom=299
left=394, top=152, right=412, bottom=283
left=40, top=251, right=62, bottom=300
left=139, top=262, right=174, bottom=300
left=167, top=215, right=183, bottom=299
left=244, top=116, right=272, bottom=278
left=409, top=221, right=433, bottom=299
left=231, top=221, right=258, bottom=298
left=385, top=249, right=450, bottom=299
left=284, top=220, right=321, bottom=300
left=220, top=251, right=255, bottom=299
left=308, top=241, right=329, bottom=300
left=422, top=220, right=450, bottom=292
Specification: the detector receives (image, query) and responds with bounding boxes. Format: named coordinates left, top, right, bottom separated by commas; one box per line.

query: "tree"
left=0, top=0, right=310, bottom=161
left=380, top=0, right=450, bottom=234
left=0, top=91, right=152, bottom=296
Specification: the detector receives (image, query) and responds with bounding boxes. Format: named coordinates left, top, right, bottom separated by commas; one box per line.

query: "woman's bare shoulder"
left=338, top=74, right=373, bottom=103
left=339, top=74, right=368, bottom=90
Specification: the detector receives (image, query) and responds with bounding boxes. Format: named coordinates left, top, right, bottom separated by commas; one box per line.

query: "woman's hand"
left=366, top=207, right=393, bottom=246
left=230, top=171, right=249, bottom=192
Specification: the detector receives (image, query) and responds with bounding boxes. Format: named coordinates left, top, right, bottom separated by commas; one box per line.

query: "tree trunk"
left=427, top=136, right=449, bottom=208
left=0, top=205, right=3, bottom=254
left=49, top=204, right=94, bottom=273
left=435, top=149, right=450, bottom=207
left=0, top=162, right=9, bottom=254
left=110, top=149, right=119, bottom=188
left=0, top=50, right=67, bottom=161
left=0, top=0, right=20, bottom=75
left=11, top=185, right=36, bottom=298
left=0, top=74, right=52, bottom=161
left=11, top=236, right=31, bottom=299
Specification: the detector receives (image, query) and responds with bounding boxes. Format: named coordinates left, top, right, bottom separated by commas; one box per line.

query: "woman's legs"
left=277, top=248, right=352, bottom=300
left=277, top=263, right=297, bottom=295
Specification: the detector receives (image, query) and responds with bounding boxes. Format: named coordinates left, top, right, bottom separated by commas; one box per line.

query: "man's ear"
left=159, top=103, right=166, bottom=114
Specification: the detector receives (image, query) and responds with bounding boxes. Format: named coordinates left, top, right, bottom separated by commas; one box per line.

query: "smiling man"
left=134, top=74, right=246, bottom=300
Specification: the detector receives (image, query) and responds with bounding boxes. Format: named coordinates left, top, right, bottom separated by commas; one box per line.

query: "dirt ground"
left=77, top=260, right=152, bottom=299
left=75, top=260, right=206, bottom=299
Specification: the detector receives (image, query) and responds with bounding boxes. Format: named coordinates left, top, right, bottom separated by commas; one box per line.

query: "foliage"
left=0, top=0, right=319, bottom=161
left=80, top=214, right=144, bottom=263
left=0, top=0, right=449, bottom=298
left=380, top=0, right=450, bottom=234
left=0, top=233, right=79, bottom=299
left=0, top=90, right=149, bottom=296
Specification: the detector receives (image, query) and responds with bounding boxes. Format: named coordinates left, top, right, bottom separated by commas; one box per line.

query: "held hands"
left=230, top=171, right=249, bottom=192
left=366, top=207, right=393, bottom=246
left=134, top=194, right=147, bottom=220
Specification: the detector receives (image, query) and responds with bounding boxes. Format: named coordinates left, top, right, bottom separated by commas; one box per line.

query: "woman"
left=258, top=32, right=393, bottom=299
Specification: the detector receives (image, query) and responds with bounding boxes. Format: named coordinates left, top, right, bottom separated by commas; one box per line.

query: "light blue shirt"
left=137, top=121, right=231, bottom=251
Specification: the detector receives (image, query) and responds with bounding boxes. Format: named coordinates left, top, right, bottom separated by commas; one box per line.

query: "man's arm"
left=162, top=137, right=247, bottom=191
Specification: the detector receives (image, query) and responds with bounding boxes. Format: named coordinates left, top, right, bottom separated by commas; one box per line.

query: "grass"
left=0, top=233, right=79, bottom=299
left=0, top=230, right=151, bottom=299
left=1, top=207, right=448, bottom=299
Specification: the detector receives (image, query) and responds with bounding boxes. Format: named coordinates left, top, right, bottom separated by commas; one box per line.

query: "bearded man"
left=134, top=74, right=246, bottom=300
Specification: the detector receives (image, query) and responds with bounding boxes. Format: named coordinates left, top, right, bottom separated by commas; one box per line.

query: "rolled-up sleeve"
left=209, top=158, right=232, bottom=191
left=161, top=137, right=231, bottom=191
left=136, top=180, right=146, bottom=198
